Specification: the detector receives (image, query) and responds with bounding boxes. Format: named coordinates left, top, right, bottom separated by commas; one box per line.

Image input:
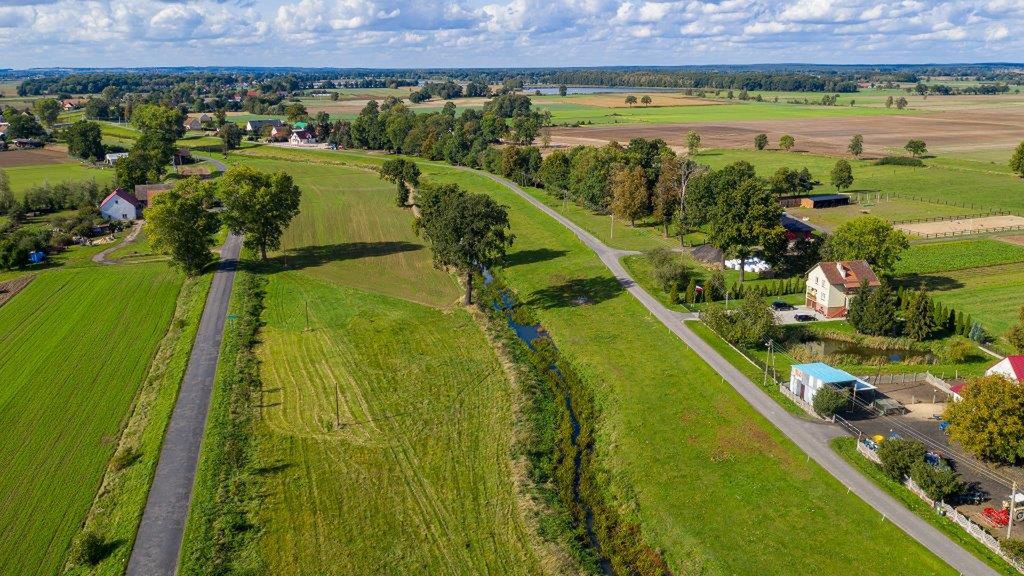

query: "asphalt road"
left=126, top=232, right=242, bottom=576
left=464, top=167, right=997, bottom=576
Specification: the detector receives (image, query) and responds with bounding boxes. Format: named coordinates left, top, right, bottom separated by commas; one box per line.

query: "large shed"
left=800, top=194, right=850, bottom=209
left=789, top=362, right=875, bottom=405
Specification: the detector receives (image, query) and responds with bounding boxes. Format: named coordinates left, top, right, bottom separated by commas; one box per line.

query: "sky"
left=1, top=0, right=1022, bottom=69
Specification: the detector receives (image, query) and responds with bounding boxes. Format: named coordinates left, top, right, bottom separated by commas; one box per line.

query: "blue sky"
left=1, top=0, right=1021, bottom=68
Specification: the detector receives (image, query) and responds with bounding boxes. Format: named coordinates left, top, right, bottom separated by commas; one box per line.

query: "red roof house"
left=986, top=356, right=1024, bottom=382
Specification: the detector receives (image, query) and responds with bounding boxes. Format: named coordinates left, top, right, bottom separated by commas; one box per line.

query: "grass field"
left=4, top=162, right=116, bottom=196
left=0, top=265, right=181, bottom=576
left=182, top=155, right=545, bottom=575
left=913, top=263, right=1024, bottom=338
left=404, top=158, right=954, bottom=574
left=698, top=149, right=1024, bottom=214
left=896, top=238, right=1024, bottom=275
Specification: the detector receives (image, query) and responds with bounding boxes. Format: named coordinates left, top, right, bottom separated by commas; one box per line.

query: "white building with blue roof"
left=789, top=362, right=876, bottom=405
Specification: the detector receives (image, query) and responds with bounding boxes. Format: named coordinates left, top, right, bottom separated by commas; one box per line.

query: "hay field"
left=3, top=160, right=115, bottom=197
left=0, top=265, right=181, bottom=575
left=188, top=155, right=545, bottom=574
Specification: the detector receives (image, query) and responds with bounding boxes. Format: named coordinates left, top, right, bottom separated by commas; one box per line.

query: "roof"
left=291, top=129, right=312, bottom=139
left=293, top=121, right=308, bottom=129
left=990, top=356, right=1024, bottom=381
left=806, top=194, right=849, bottom=202
left=812, top=260, right=880, bottom=289
left=100, top=188, right=141, bottom=209
left=134, top=183, right=172, bottom=201
left=949, top=382, right=967, bottom=395
left=792, top=362, right=862, bottom=384
left=780, top=214, right=814, bottom=233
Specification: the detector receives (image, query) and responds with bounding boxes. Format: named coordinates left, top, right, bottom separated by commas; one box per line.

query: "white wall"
left=100, top=197, right=137, bottom=221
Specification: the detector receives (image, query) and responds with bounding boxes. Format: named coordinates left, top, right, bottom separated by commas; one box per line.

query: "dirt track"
left=549, top=107, right=1024, bottom=158
left=897, top=214, right=1024, bottom=236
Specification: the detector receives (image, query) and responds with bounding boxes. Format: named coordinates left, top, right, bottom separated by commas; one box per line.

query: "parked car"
left=771, top=301, right=795, bottom=311
left=794, top=313, right=815, bottom=322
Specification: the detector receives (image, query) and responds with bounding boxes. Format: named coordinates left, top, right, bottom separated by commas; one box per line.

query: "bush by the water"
left=875, top=156, right=924, bottom=167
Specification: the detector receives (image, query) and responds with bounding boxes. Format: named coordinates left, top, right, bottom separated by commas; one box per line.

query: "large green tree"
left=65, top=120, right=104, bottom=162
left=945, top=375, right=1024, bottom=464
left=218, top=123, right=242, bottom=152
left=378, top=158, right=420, bottom=207
left=686, top=130, right=701, bottom=156
left=904, top=139, right=927, bottom=157
left=415, top=183, right=514, bottom=305
left=7, top=113, right=45, bottom=139
left=904, top=289, right=937, bottom=341
left=707, top=177, right=784, bottom=281
left=119, top=104, right=185, bottom=187
left=0, top=170, right=13, bottom=215
left=830, top=159, right=854, bottom=191
left=219, top=166, right=302, bottom=260
left=1010, top=140, right=1024, bottom=179
left=1007, top=305, right=1024, bottom=353
left=754, top=133, right=768, bottom=150
left=146, top=178, right=220, bottom=275
left=652, top=153, right=680, bottom=236
left=820, top=216, right=909, bottom=274
left=32, top=98, right=61, bottom=127
left=610, top=165, right=648, bottom=226
left=848, top=134, right=864, bottom=158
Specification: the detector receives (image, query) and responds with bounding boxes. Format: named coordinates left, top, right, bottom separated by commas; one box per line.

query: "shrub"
left=812, top=385, right=849, bottom=417
left=936, top=336, right=975, bottom=364
left=111, top=446, right=141, bottom=471
left=877, top=438, right=926, bottom=481
left=71, top=532, right=107, bottom=566
left=646, top=248, right=688, bottom=292
left=909, top=460, right=963, bottom=502
left=1002, top=538, right=1024, bottom=562
left=875, top=156, right=923, bottom=167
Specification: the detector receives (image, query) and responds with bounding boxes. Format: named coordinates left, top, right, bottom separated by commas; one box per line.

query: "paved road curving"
left=126, top=232, right=242, bottom=576
left=460, top=166, right=997, bottom=576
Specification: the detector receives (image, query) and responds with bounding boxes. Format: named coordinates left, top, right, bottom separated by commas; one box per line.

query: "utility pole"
left=1009, top=481, right=1019, bottom=540
left=610, top=214, right=614, bottom=239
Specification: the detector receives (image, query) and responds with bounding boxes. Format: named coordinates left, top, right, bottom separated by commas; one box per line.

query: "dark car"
left=771, top=301, right=795, bottom=311
left=794, top=313, right=815, bottom=322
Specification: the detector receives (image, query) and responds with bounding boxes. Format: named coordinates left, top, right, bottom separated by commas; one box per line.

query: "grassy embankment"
left=180, top=159, right=549, bottom=575
left=0, top=265, right=182, bottom=575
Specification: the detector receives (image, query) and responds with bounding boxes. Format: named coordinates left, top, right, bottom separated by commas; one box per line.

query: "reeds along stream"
left=479, top=272, right=669, bottom=576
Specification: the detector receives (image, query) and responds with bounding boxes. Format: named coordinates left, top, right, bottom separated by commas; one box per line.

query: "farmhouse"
left=105, top=152, right=129, bottom=165
left=985, top=356, right=1024, bottom=382
left=134, top=183, right=172, bottom=206
left=61, top=98, right=85, bottom=111
left=805, top=260, right=879, bottom=318
left=289, top=129, right=316, bottom=144
left=99, top=188, right=142, bottom=221
left=789, top=362, right=875, bottom=405
left=245, top=119, right=283, bottom=133
left=183, top=114, right=212, bottom=131
left=269, top=125, right=291, bottom=141
left=800, top=194, right=850, bottom=209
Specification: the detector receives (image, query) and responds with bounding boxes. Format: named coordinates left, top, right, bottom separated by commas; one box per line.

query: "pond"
left=794, top=337, right=936, bottom=365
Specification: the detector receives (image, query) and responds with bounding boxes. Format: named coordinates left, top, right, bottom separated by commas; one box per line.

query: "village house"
left=985, top=356, right=1024, bottom=382
left=61, top=98, right=86, bottom=111
left=104, top=152, right=129, bottom=165
left=245, top=119, right=283, bottom=133
left=99, top=188, right=142, bottom=221
left=805, top=260, right=879, bottom=318
left=134, top=183, right=173, bottom=207
left=289, top=129, right=315, bottom=145
left=183, top=114, right=212, bottom=131
left=789, top=362, right=876, bottom=405
left=269, top=125, right=292, bottom=142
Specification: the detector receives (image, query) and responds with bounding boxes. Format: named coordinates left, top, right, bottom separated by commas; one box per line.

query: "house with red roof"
left=986, top=356, right=1024, bottom=383
left=805, top=260, right=880, bottom=318
left=99, top=188, right=142, bottom=221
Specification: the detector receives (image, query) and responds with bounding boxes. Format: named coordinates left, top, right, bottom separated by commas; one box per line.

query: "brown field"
left=549, top=105, right=1024, bottom=158
left=564, top=93, right=721, bottom=108
left=999, top=234, right=1024, bottom=246
left=897, top=214, right=1024, bottom=236
left=0, top=148, right=71, bottom=167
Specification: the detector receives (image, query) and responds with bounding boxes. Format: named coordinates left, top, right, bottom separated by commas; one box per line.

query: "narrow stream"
left=483, top=270, right=613, bottom=575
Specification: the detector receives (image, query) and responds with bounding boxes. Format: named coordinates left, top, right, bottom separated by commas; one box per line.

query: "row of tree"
left=847, top=280, right=986, bottom=343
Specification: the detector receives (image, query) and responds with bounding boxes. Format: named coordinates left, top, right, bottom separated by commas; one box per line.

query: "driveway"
left=126, top=232, right=242, bottom=576
left=459, top=166, right=997, bottom=576
left=775, top=304, right=844, bottom=325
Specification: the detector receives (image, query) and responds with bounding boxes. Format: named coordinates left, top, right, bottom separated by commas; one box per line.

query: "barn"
left=800, top=194, right=850, bottom=209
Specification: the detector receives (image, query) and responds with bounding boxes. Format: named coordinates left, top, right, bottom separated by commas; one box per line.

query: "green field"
left=698, top=149, right=1024, bottom=214
left=917, top=263, right=1024, bottom=338
left=182, top=157, right=545, bottom=574
left=4, top=162, right=116, bottom=197
left=405, top=158, right=953, bottom=574
left=896, top=238, right=1024, bottom=275
left=0, top=265, right=181, bottom=575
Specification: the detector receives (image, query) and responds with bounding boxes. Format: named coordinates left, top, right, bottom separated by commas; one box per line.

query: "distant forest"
left=12, top=63, right=1024, bottom=96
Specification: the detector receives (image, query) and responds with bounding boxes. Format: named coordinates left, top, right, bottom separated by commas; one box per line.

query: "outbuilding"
left=780, top=214, right=814, bottom=241
left=289, top=129, right=315, bottom=144
left=799, top=194, right=850, bottom=209
left=789, top=362, right=875, bottom=405
left=99, top=188, right=142, bottom=221
left=105, top=152, right=129, bottom=165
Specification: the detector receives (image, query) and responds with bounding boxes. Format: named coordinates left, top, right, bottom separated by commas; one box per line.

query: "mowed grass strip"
left=920, top=263, right=1024, bottom=336
left=0, top=265, right=181, bottom=575
left=895, top=238, right=1024, bottom=275
left=416, top=162, right=954, bottom=575
left=231, top=156, right=460, bottom=308
left=4, top=162, right=116, bottom=197
left=254, top=272, right=542, bottom=575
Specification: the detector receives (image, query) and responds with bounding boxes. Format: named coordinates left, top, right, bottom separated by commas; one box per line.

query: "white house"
left=805, top=260, right=880, bottom=318
left=99, top=188, right=142, bottom=221
left=245, top=119, right=283, bottom=133
left=289, top=129, right=315, bottom=145
left=985, top=356, right=1024, bottom=382
left=789, top=362, right=875, bottom=405
left=104, top=152, right=129, bottom=165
